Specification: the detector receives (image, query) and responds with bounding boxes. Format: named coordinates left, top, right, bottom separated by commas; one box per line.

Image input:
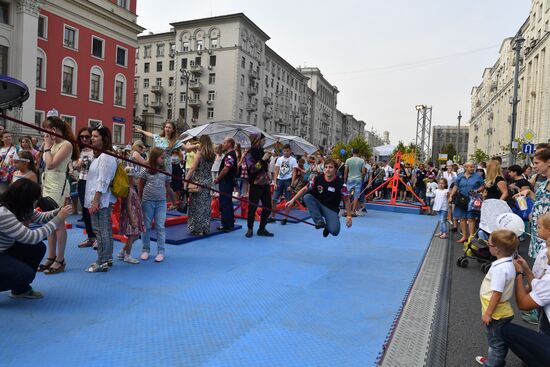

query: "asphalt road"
left=445, top=229, right=537, bottom=367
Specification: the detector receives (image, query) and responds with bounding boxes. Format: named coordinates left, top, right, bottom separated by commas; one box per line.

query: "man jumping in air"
left=286, top=158, right=353, bottom=237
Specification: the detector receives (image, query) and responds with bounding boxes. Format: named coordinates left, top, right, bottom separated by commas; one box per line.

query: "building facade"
left=431, top=125, right=469, bottom=163
left=365, top=128, right=385, bottom=148
left=0, top=0, right=143, bottom=143
left=135, top=13, right=366, bottom=148
left=469, top=0, right=550, bottom=164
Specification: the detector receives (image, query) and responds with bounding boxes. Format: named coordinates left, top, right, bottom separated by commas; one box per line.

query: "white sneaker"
left=140, top=252, right=149, bottom=261
left=124, top=255, right=140, bottom=264
left=475, top=356, right=487, bottom=365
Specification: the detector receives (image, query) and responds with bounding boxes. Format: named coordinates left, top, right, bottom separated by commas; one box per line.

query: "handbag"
left=468, top=192, right=483, bottom=213
left=38, top=169, right=69, bottom=211
left=453, top=191, right=469, bottom=209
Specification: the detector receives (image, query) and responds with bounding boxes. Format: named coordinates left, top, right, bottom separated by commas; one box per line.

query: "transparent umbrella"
left=180, top=121, right=275, bottom=148
left=272, top=134, right=318, bottom=155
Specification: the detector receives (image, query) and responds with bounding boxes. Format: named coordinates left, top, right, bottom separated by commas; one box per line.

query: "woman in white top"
left=39, top=117, right=79, bottom=275
left=73, top=127, right=96, bottom=248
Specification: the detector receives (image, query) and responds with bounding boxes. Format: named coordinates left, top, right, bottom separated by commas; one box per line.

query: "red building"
left=35, top=0, right=143, bottom=144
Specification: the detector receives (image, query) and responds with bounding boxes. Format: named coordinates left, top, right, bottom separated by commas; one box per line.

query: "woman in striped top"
left=0, top=179, right=72, bottom=299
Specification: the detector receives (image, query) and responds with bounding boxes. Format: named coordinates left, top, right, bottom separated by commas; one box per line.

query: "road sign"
left=522, top=143, right=536, bottom=154
left=523, top=129, right=537, bottom=142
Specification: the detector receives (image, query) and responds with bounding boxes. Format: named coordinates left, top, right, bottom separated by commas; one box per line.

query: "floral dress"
left=530, top=179, right=550, bottom=258
left=187, top=156, right=214, bottom=234
left=119, top=187, right=145, bottom=236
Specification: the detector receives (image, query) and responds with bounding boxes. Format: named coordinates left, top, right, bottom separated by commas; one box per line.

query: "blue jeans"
left=303, top=193, right=340, bottom=236
left=485, top=317, right=513, bottom=367
left=141, top=200, right=166, bottom=254
left=437, top=210, right=448, bottom=233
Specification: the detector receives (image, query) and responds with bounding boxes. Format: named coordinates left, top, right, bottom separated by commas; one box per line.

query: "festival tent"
left=373, top=144, right=395, bottom=161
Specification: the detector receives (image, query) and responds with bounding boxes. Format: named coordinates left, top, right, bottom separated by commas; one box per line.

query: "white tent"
left=373, top=144, right=395, bottom=161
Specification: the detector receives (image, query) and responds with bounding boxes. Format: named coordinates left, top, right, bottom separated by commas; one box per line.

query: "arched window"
left=89, top=66, right=103, bottom=102
left=36, top=48, right=46, bottom=89
left=61, top=57, right=77, bottom=96
left=114, top=73, right=126, bottom=107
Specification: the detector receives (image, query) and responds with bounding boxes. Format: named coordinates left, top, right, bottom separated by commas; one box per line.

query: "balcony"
left=188, top=98, right=202, bottom=108
left=263, top=96, right=273, bottom=105
left=275, top=117, right=290, bottom=126
left=188, top=80, right=202, bottom=91
left=262, top=111, right=272, bottom=120
left=246, top=101, right=258, bottom=111
left=150, top=100, right=163, bottom=112
left=247, top=84, right=258, bottom=95
left=151, top=85, right=163, bottom=95
left=300, top=103, right=308, bottom=113
left=248, top=69, right=259, bottom=79
left=190, top=64, right=203, bottom=75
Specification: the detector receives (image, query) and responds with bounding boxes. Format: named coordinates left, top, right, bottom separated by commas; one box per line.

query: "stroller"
left=456, top=199, right=512, bottom=274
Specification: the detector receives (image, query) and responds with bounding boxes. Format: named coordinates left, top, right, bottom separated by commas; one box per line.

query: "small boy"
left=425, top=177, right=438, bottom=215
left=476, top=229, right=519, bottom=366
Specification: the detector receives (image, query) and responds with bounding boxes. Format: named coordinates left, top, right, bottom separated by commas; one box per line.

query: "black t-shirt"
left=308, top=174, right=348, bottom=213
left=513, top=178, right=532, bottom=192
left=220, top=150, right=238, bottom=182
left=485, top=176, right=505, bottom=200
left=415, top=169, right=427, bottom=187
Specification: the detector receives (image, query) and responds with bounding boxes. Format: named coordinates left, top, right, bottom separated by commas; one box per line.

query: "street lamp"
left=509, top=34, right=525, bottom=166
left=456, top=110, right=462, bottom=163
left=179, top=68, right=191, bottom=130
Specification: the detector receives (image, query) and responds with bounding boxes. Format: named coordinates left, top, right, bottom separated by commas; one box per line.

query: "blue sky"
left=137, top=0, right=530, bottom=144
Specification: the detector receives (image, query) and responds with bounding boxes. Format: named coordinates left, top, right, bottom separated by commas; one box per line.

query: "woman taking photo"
left=39, top=117, right=79, bottom=274
left=84, top=126, right=117, bottom=273
left=184, top=135, right=215, bottom=236
left=73, top=127, right=96, bottom=249
left=0, top=179, right=72, bottom=299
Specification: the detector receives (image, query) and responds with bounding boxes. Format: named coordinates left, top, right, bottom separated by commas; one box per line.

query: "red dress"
left=119, top=187, right=145, bottom=236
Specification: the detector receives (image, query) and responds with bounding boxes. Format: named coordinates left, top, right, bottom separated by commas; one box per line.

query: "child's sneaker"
left=475, top=356, right=487, bottom=365
left=117, top=250, right=125, bottom=260
left=124, top=255, right=140, bottom=264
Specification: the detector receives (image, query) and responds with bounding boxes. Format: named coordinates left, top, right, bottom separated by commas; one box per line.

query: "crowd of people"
left=1, top=113, right=550, bottom=365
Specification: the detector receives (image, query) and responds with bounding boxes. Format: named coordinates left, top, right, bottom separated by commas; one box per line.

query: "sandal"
left=84, top=262, right=109, bottom=273
left=37, top=257, right=55, bottom=272
left=44, top=259, right=65, bottom=275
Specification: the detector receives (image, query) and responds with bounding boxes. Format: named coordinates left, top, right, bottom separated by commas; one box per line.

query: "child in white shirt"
left=433, top=178, right=449, bottom=239
left=425, top=177, right=438, bottom=215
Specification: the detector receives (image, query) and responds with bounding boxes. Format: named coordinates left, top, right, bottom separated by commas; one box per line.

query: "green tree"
left=331, top=142, right=348, bottom=160
left=347, top=136, right=372, bottom=159
left=469, top=148, right=490, bottom=163
left=440, top=143, right=457, bottom=161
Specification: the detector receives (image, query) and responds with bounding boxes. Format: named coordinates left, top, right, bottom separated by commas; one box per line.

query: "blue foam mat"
left=150, top=220, right=242, bottom=245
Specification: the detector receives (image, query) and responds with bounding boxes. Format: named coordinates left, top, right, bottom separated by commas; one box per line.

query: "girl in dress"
left=117, top=167, right=144, bottom=264
left=11, top=151, right=38, bottom=183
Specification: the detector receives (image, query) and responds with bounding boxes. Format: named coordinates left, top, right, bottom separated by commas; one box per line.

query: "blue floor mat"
left=274, top=208, right=311, bottom=223
left=150, top=220, right=243, bottom=245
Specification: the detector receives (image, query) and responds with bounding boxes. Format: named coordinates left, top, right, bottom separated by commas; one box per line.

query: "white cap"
left=46, top=108, right=59, bottom=118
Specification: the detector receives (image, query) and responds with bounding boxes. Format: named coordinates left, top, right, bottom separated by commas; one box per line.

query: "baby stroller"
left=456, top=199, right=512, bottom=274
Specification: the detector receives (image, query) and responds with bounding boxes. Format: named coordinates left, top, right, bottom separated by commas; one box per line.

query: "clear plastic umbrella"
left=272, top=134, right=318, bottom=155
left=179, top=121, right=275, bottom=148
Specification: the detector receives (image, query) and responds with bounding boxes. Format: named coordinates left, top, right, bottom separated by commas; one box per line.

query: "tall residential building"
left=468, top=0, right=550, bottom=164
left=365, top=129, right=385, bottom=148
left=135, top=13, right=366, bottom=148
left=431, top=125, right=469, bottom=163
left=1, top=0, right=143, bottom=143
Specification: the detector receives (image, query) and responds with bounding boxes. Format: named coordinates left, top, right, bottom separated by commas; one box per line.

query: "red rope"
left=0, top=113, right=316, bottom=227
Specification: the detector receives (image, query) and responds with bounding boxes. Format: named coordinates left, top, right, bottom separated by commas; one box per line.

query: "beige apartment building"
left=469, top=0, right=550, bottom=164
left=134, top=13, right=366, bottom=148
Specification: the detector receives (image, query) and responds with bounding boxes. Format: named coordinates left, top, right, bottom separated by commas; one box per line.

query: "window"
left=144, top=45, right=151, bottom=58
left=38, top=15, right=47, bottom=39
left=112, top=123, right=124, bottom=144
left=169, top=77, right=174, bottom=87
left=239, top=109, right=243, bottom=120
left=0, top=2, right=9, bottom=24
left=169, top=42, right=176, bottom=55
left=208, top=91, right=215, bottom=101
left=195, top=56, right=201, bottom=66
left=144, top=62, right=149, bottom=73
left=208, top=73, right=216, bottom=84
left=91, top=37, right=104, bottom=59
left=60, top=115, right=76, bottom=133
left=114, top=74, right=126, bottom=107
left=156, top=44, right=164, bottom=57
left=143, top=78, right=149, bottom=88
left=36, top=49, right=46, bottom=89
left=241, top=57, right=245, bottom=68
left=211, top=38, right=218, bottom=48
left=35, top=111, right=44, bottom=127
left=240, top=74, right=245, bottom=86
left=89, top=66, right=103, bottom=102
left=209, top=55, right=216, bottom=67
left=192, top=108, right=199, bottom=119
left=117, top=0, right=129, bottom=9
left=180, top=92, right=185, bottom=103
left=143, top=94, right=149, bottom=105
left=167, top=109, right=173, bottom=120
left=196, top=39, right=203, bottom=50
left=169, top=60, right=174, bottom=71
left=207, top=107, right=214, bottom=119
left=181, top=58, right=188, bottom=69
left=135, top=47, right=139, bottom=59
left=239, top=92, right=244, bottom=101
left=156, top=61, right=162, bottom=72
left=116, top=46, right=127, bottom=67
left=61, top=57, right=77, bottom=96
left=249, top=61, right=253, bottom=70
left=0, top=46, right=6, bottom=75
left=155, top=78, right=162, bottom=86
left=168, top=93, right=173, bottom=104
left=182, top=42, right=190, bottom=52
left=63, top=25, right=78, bottom=49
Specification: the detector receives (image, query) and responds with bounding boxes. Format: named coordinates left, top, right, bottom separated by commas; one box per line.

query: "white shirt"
left=432, top=188, right=449, bottom=211
left=426, top=182, right=438, bottom=198
left=533, top=245, right=548, bottom=279
left=530, top=272, right=550, bottom=323
left=84, top=153, right=117, bottom=209
left=363, top=163, right=372, bottom=182
left=443, top=171, right=457, bottom=188
left=383, top=165, right=393, bottom=180
left=275, top=156, right=298, bottom=180
left=0, top=145, right=18, bottom=164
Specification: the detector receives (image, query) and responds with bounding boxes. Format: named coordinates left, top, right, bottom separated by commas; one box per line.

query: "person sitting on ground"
left=475, top=229, right=519, bottom=366
left=0, top=179, right=72, bottom=299
left=285, top=158, right=352, bottom=237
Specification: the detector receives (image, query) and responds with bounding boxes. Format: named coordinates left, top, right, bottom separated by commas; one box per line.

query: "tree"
left=331, top=142, right=348, bottom=160
left=440, top=143, right=457, bottom=161
left=469, top=148, right=490, bottom=163
left=330, top=137, right=372, bottom=161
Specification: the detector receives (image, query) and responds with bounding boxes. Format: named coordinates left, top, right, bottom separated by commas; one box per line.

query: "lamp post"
left=509, top=34, right=525, bottom=166
left=456, top=110, right=462, bottom=163
left=179, top=68, right=191, bottom=130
